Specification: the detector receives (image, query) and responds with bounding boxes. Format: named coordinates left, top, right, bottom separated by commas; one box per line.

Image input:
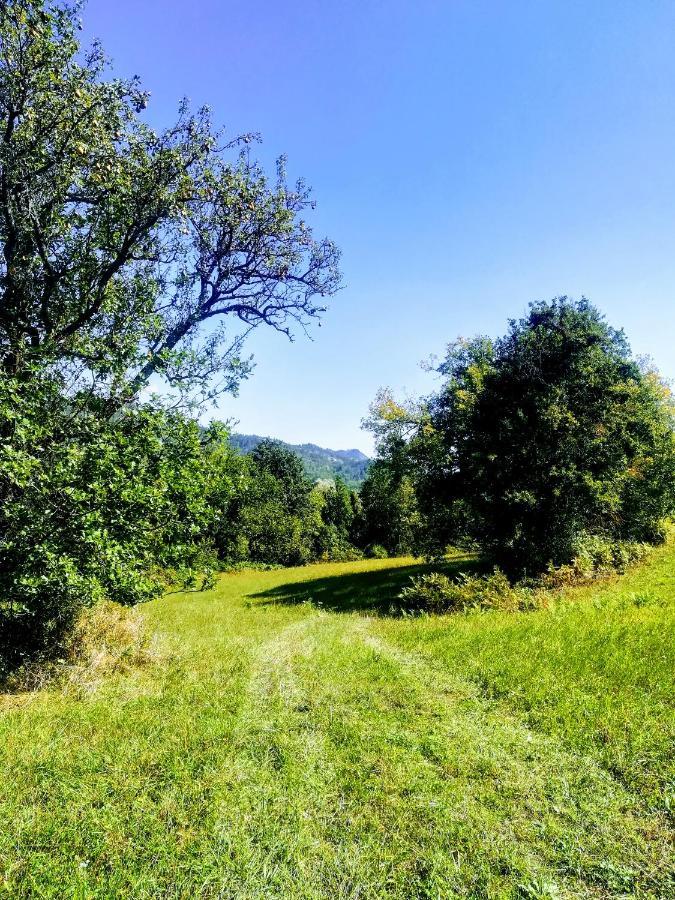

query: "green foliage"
left=399, top=569, right=536, bottom=613
left=321, top=476, right=354, bottom=532
left=314, top=476, right=365, bottom=559
left=207, top=438, right=319, bottom=567
left=369, top=298, right=675, bottom=577
left=0, top=0, right=340, bottom=404
left=0, top=0, right=342, bottom=669
left=238, top=474, right=314, bottom=567
left=540, top=533, right=650, bottom=588
left=358, top=459, right=420, bottom=556
left=0, top=376, right=217, bottom=673
left=365, top=543, right=389, bottom=559
left=250, top=440, right=312, bottom=516
left=204, top=438, right=367, bottom=568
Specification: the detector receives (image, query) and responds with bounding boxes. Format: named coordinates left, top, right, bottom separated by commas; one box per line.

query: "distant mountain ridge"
left=229, top=434, right=371, bottom=487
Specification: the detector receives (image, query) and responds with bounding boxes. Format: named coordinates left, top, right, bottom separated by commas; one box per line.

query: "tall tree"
left=0, top=0, right=341, bottom=670
left=0, top=0, right=340, bottom=406
left=250, top=439, right=312, bottom=516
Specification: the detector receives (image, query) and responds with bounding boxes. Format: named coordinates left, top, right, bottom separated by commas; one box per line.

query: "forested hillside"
left=230, top=433, right=371, bottom=487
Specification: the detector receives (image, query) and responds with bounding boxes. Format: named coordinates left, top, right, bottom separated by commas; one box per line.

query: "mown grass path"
left=1, top=551, right=674, bottom=898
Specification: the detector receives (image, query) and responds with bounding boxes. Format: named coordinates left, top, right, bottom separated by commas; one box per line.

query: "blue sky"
left=84, top=0, right=675, bottom=453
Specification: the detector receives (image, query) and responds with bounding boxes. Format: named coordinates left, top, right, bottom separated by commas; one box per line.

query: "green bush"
left=365, top=543, right=389, bottom=559
left=328, top=544, right=364, bottom=563
left=398, top=535, right=656, bottom=619
left=541, top=533, right=651, bottom=587
left=0, top=380, right=217, bottom=675
left=399, top=569, right=536, bottom=614
left=398, top=572, right=458, bottom=612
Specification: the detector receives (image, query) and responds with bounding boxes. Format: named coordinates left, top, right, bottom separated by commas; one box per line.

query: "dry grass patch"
left=63, top=600, right=162, bottom=694
left=2, top=601, right=161, bottom=698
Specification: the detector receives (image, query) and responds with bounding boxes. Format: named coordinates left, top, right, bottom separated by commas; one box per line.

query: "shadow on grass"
left=249, top=554, right=484, bottom=615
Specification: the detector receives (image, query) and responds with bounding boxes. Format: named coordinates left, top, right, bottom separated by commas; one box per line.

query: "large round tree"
left=373, top=298, right=675, bottom=576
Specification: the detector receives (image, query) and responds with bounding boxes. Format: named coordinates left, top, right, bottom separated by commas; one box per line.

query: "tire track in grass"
left=178, top=604, right=672, bottom=899
left=205, top=611, right=565, bottom=899
left=208, top=613, right=350, bottom=899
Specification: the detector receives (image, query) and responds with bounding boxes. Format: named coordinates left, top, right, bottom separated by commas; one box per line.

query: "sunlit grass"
left=1, top=547, right=673, bottom=898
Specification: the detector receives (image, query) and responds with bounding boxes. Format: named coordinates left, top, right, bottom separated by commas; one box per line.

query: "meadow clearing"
left=1, top=545, right=673, bottom=899
left=2, top=5, right=675, bottom=899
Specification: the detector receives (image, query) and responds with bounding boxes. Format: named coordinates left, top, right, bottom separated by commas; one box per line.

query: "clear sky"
left=83, top=0, right=675, bottom=453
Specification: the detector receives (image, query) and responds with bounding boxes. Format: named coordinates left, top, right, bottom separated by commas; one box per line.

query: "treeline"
left=4, top=297, right=674, bottom=673
left=207, top=435, right=367, bottom=566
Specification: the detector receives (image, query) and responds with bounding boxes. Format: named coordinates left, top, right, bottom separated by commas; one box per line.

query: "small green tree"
left=359, top=460, right=420, bottom=557
left=322, top=477, right=353, bottom=533
left=312, top=476, right=363, bottom=560
left=250, top=440, right=312, bottom=517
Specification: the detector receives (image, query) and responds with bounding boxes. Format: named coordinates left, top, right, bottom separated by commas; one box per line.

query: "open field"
left=1, top=548, right=673, bottom=899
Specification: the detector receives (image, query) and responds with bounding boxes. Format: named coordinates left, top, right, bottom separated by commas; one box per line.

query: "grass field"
left=1, top=546, right=674, bottom=899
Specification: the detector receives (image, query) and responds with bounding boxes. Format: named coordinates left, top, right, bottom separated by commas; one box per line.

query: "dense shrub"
left=0, top=379, right=217, bottom=675
left=207, top=440, right=322, bottom=567
left=365, top=543, right=389, bottom=559
left=399, top=534, right=657, bottom=617
left=541, top=534, right=651, bottom=588
left=208, top=447, right=367, bottom=569
left=399, top=570, right=536, bottom=614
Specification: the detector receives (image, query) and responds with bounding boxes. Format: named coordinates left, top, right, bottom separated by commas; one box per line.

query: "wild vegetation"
left=363, top=298, right=675, bottom=575
left=0, top=3, right=673, bottom=675
left=0, top=3, right=674, bottom=896
left=0, top=0, right=343, bottom=673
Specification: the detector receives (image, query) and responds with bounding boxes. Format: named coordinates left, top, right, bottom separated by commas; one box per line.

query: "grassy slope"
left=1, top=548, right=673, bottom=899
